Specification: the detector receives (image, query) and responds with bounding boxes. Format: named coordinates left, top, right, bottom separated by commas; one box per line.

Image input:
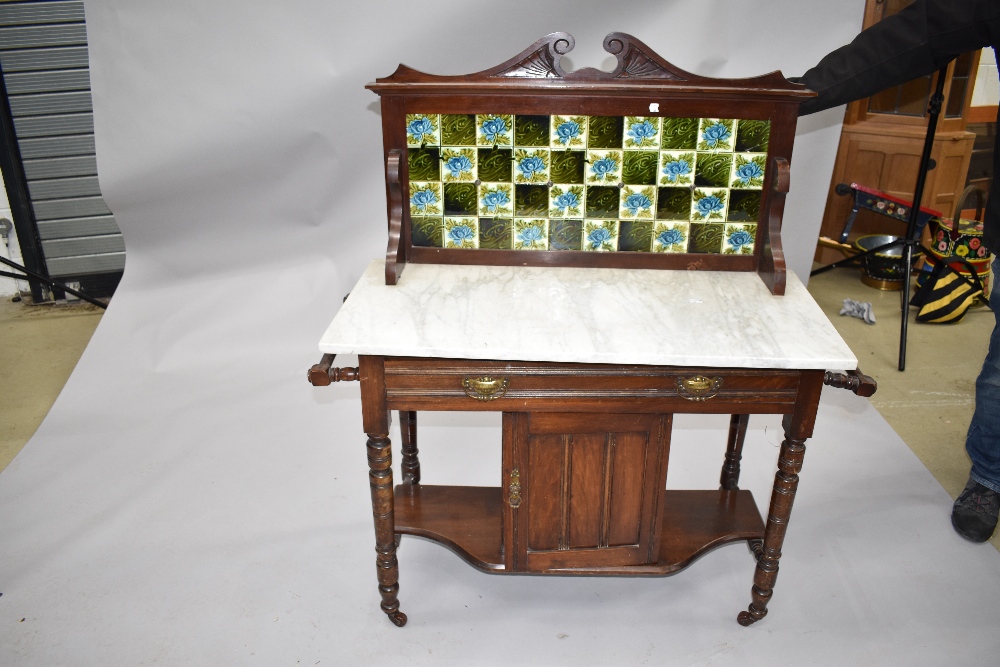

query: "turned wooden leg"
left=720, top=414, right=749, bottom=490
left=367, top=432, right=407, bottom=627
left=737, top=431, right=806, bottom=626
left=399, top=410, right=420, bottom=485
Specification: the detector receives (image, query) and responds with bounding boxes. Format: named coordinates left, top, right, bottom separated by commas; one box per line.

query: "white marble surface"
left=319, top=260, right=858, bottom=370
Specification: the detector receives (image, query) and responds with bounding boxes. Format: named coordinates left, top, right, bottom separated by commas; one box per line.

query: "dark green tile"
left=694, top=153, right=732, bottom=188
left=478, top=148, right=512, bottom=182
left=688, top=223, right=724, bottom=254
left=622, top=151, right=658, bottom=185
left=443, top=183, right=477, bottom=216
left=585, top=186, right=620, bottom=219
left=515, top=185, right=549, bottom=217
left=618, top=220, right=652, bottom=252
left=441, top=114, right=476, bottom=146
left=728, top=190, right=763, bottom=222
left=656, top=187, right=692, bottom=220
left=660, top=117, right=699, bottom=150
left=588, top=116, right=624, bottom=149
left=735, top=119, right=770, bottom=153
left=411, top=216, right=442, bottom=247
left=514, top=115, right=550, bottom=147
left=550, top=150, right=585, bottom=184
left=479, top=218, right=512, bottom=249
left=408, top=147, right=440, bottom=182
left=549, top=219, right=583, bottom=250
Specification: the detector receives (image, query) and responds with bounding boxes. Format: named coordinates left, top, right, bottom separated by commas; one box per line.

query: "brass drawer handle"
left=677, top=375, right=723, bottom=401
left=508, top=469, right=522, bottom=508
left=462, top=375, right=509, bottom=401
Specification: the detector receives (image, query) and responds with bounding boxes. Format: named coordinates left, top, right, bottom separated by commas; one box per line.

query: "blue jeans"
left=967, top=293, right=1000, bottom=493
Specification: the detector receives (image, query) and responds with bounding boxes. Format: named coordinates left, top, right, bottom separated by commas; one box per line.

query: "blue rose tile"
left=624, top=116, right=660, bottom=150
left=409, top=181, right=443, bottom=216
left=513, top=148, right=550, bottom=184
left=441, top=148, right=477, bottom=183
left=658, top=151, right=696, bottom=186
left=478, top=182, right=514, bottom=217
left=730, top=153, right=766, bottom=189
left=549, top=185, right=585, bottom=218
left=586, top=150, right=623, bottom=185
left=550, top=115, right=588, bottom=148
left=691, top=188, right=728, bottom=221
left=620, top=185, right=656, bottom=220
left=652, top=221, right=689, bottom=253
left=406, top=114, right=439, bottom=147
left=583, top=220, right=619, bottom=252
left=697, top=118, right=735, bottom=152
left=443, top=217, right=479, bottom=249
left=476, top=114, right=514, bottom=147
left=513, top=218, right=549, bottom=250
left=723, top=223, right=757, bottom=255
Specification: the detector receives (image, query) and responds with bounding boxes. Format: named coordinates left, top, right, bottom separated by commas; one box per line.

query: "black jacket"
left=798, top=0, right=1000, bottom=251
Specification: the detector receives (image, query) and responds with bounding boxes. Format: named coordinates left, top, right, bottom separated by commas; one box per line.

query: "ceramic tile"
left=697, top=118, right=734, bottom=152
left=478, top=183, right=514, bottom=217
left=691, top=188, right=728, bottom=221
left=723, top=223, right=757, bottom=255
left=622, top=150, right=658, bottom=185
left=550, top=115, right=588, bottom=148
left=734, top=119, right=770, bottom=153
left=660, top=117, right=699, bottom=150
left=658, top=151, right=695, bottom=186
left=652, top=221, right=689, bottom=253
left=411, top=216, right=442, bottom=247
left=479, top=218, right=512, bottom=249
left=409, top=181, right=442, bottom=216
left=583, top=219, right=619, bottom=251
left=656, top=187, right=692, bottom=220
left=548, top=185, right=585, bottom=218
left=477, top=148, right=513, bottom=182
left=624, top=116, right=660, bottom=149
left=730, top=153, right=766, bottom=189
left=694, top=152, right=732, bottom=188
left=514, top=115, right=550, bottom=147
left=586, top=150, right=622, bottom=185
left=406, top=114, right=439, bottom=147
left=550, top=150, right=586, bottom=184
left=476, top=114, right=513, bottom=147
left=620, top=185, right=656, bottom=220
left=687, top=222, right=724, bottom=253
left=441, top=148, right=476, bottom=183
left=513, top=148, right=550, bottom=184
left=443, top=182, right=478, bottom=216
left=513, top=218, right=548, bottom=250
left=727, top=189, right=763, bottom=222
left=548, top=219, right=583, bottom=250
left=515, top=184, right=550, bottom=217
left=443, top=217, right=479, bottom=248
left=408, top=147, right=440, bottom=182
left=617, top=220, right=652, bottom=252
left=587, top=116, right=624, bottom=149
left=440, top=114, right=476, bottom=146
left=584, top=185, right=619, bottom=219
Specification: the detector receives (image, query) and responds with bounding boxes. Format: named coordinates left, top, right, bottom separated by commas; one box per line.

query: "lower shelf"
left=393, top=484, right=764, bottom=575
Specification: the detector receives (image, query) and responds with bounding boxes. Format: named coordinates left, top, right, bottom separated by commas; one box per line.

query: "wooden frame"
left=367, top=32, right=813, bottom=295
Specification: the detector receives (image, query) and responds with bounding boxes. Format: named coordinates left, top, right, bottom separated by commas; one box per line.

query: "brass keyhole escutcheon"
left=508, top=469, right=522, bottom=509
left=677, top=375, right=723, bottom=401
left=462, top=375, right=509, bottom=401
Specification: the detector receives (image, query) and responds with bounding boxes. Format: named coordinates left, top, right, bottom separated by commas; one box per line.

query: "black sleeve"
left=798, top=0, right=1000, bottom=116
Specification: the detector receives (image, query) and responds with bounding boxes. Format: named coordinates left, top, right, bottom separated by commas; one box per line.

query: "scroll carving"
left=385, top=149, right=405, bottom=285
left=758, top=157, right=789, bottom=296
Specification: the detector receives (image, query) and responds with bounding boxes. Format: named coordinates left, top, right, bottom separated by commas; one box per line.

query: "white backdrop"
left=2, top=1, right=999, bottom=664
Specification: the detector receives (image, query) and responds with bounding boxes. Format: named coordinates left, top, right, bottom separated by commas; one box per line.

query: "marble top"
left=318, top=260, right=857, bottom=370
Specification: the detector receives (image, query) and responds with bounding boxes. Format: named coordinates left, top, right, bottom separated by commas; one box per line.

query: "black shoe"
left=951, top=478, right=999, bottom=542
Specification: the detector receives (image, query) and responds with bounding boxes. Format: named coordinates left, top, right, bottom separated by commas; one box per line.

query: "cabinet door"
left=504, top=413, right=671, bottom=572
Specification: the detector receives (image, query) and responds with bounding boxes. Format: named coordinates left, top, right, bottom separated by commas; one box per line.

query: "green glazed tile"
left=441, top=114, right=476, bottom=146
left=731, top=153, right=766, bottom=188
left=408, top=147, right=441, bottom=182
left=549, top=219, right=583, bottom=250
left=549, top=185, right=584, bottom=218
left=443, top=217, right=479, bottom=248
left=515, top=115, right=550, bottom=147
left=622, top=151, right=658, bottom=185
left=411, top=216, right=442, bottom=247
left=652, top=222, right=689, bottom=253
left=656, top=187, right=692, bottom=220
left=728, top=190, right=763, bottom=222
left=583, top=220, right=618, bottom=252
left=660, top=117, right=699, bottom=150
left=735, top=119, right=770, bottom=153
left=513, top=219, right=548, bottom=250
left=588, top=116, right=624, bottom=149
left=618, top=220, right=653, bottom=252
left=441, top=148, right=476, bottom=182
left=585, top=186, right=619, bottom=219
left=695, top=153, right=732, bottom=188
left=551, top=150, right=586, bottom=184
left=443, top=183, right=478, bottom=216
left=406, top=114, right=439, bottom=147
left=479, top=218, right=513, bottom=249
left=477, top=148, right=512, bottom=182
left=515, top=184, right=550, bottom=217
left=688, top=223, right=724, bottom=254
left=410, top=182, right=442, bottom=216
left=723, top=223, right=757, bottom=255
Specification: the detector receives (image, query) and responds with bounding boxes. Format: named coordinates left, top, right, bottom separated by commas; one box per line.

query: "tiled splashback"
left=406, top=114, right=769, bottom=254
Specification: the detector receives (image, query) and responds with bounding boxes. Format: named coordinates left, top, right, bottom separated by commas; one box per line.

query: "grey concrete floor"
left=1, top=269, right=997, bottom=551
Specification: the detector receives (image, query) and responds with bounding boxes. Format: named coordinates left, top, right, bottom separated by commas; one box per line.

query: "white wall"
left=972, top=47, right=999, bottom=108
